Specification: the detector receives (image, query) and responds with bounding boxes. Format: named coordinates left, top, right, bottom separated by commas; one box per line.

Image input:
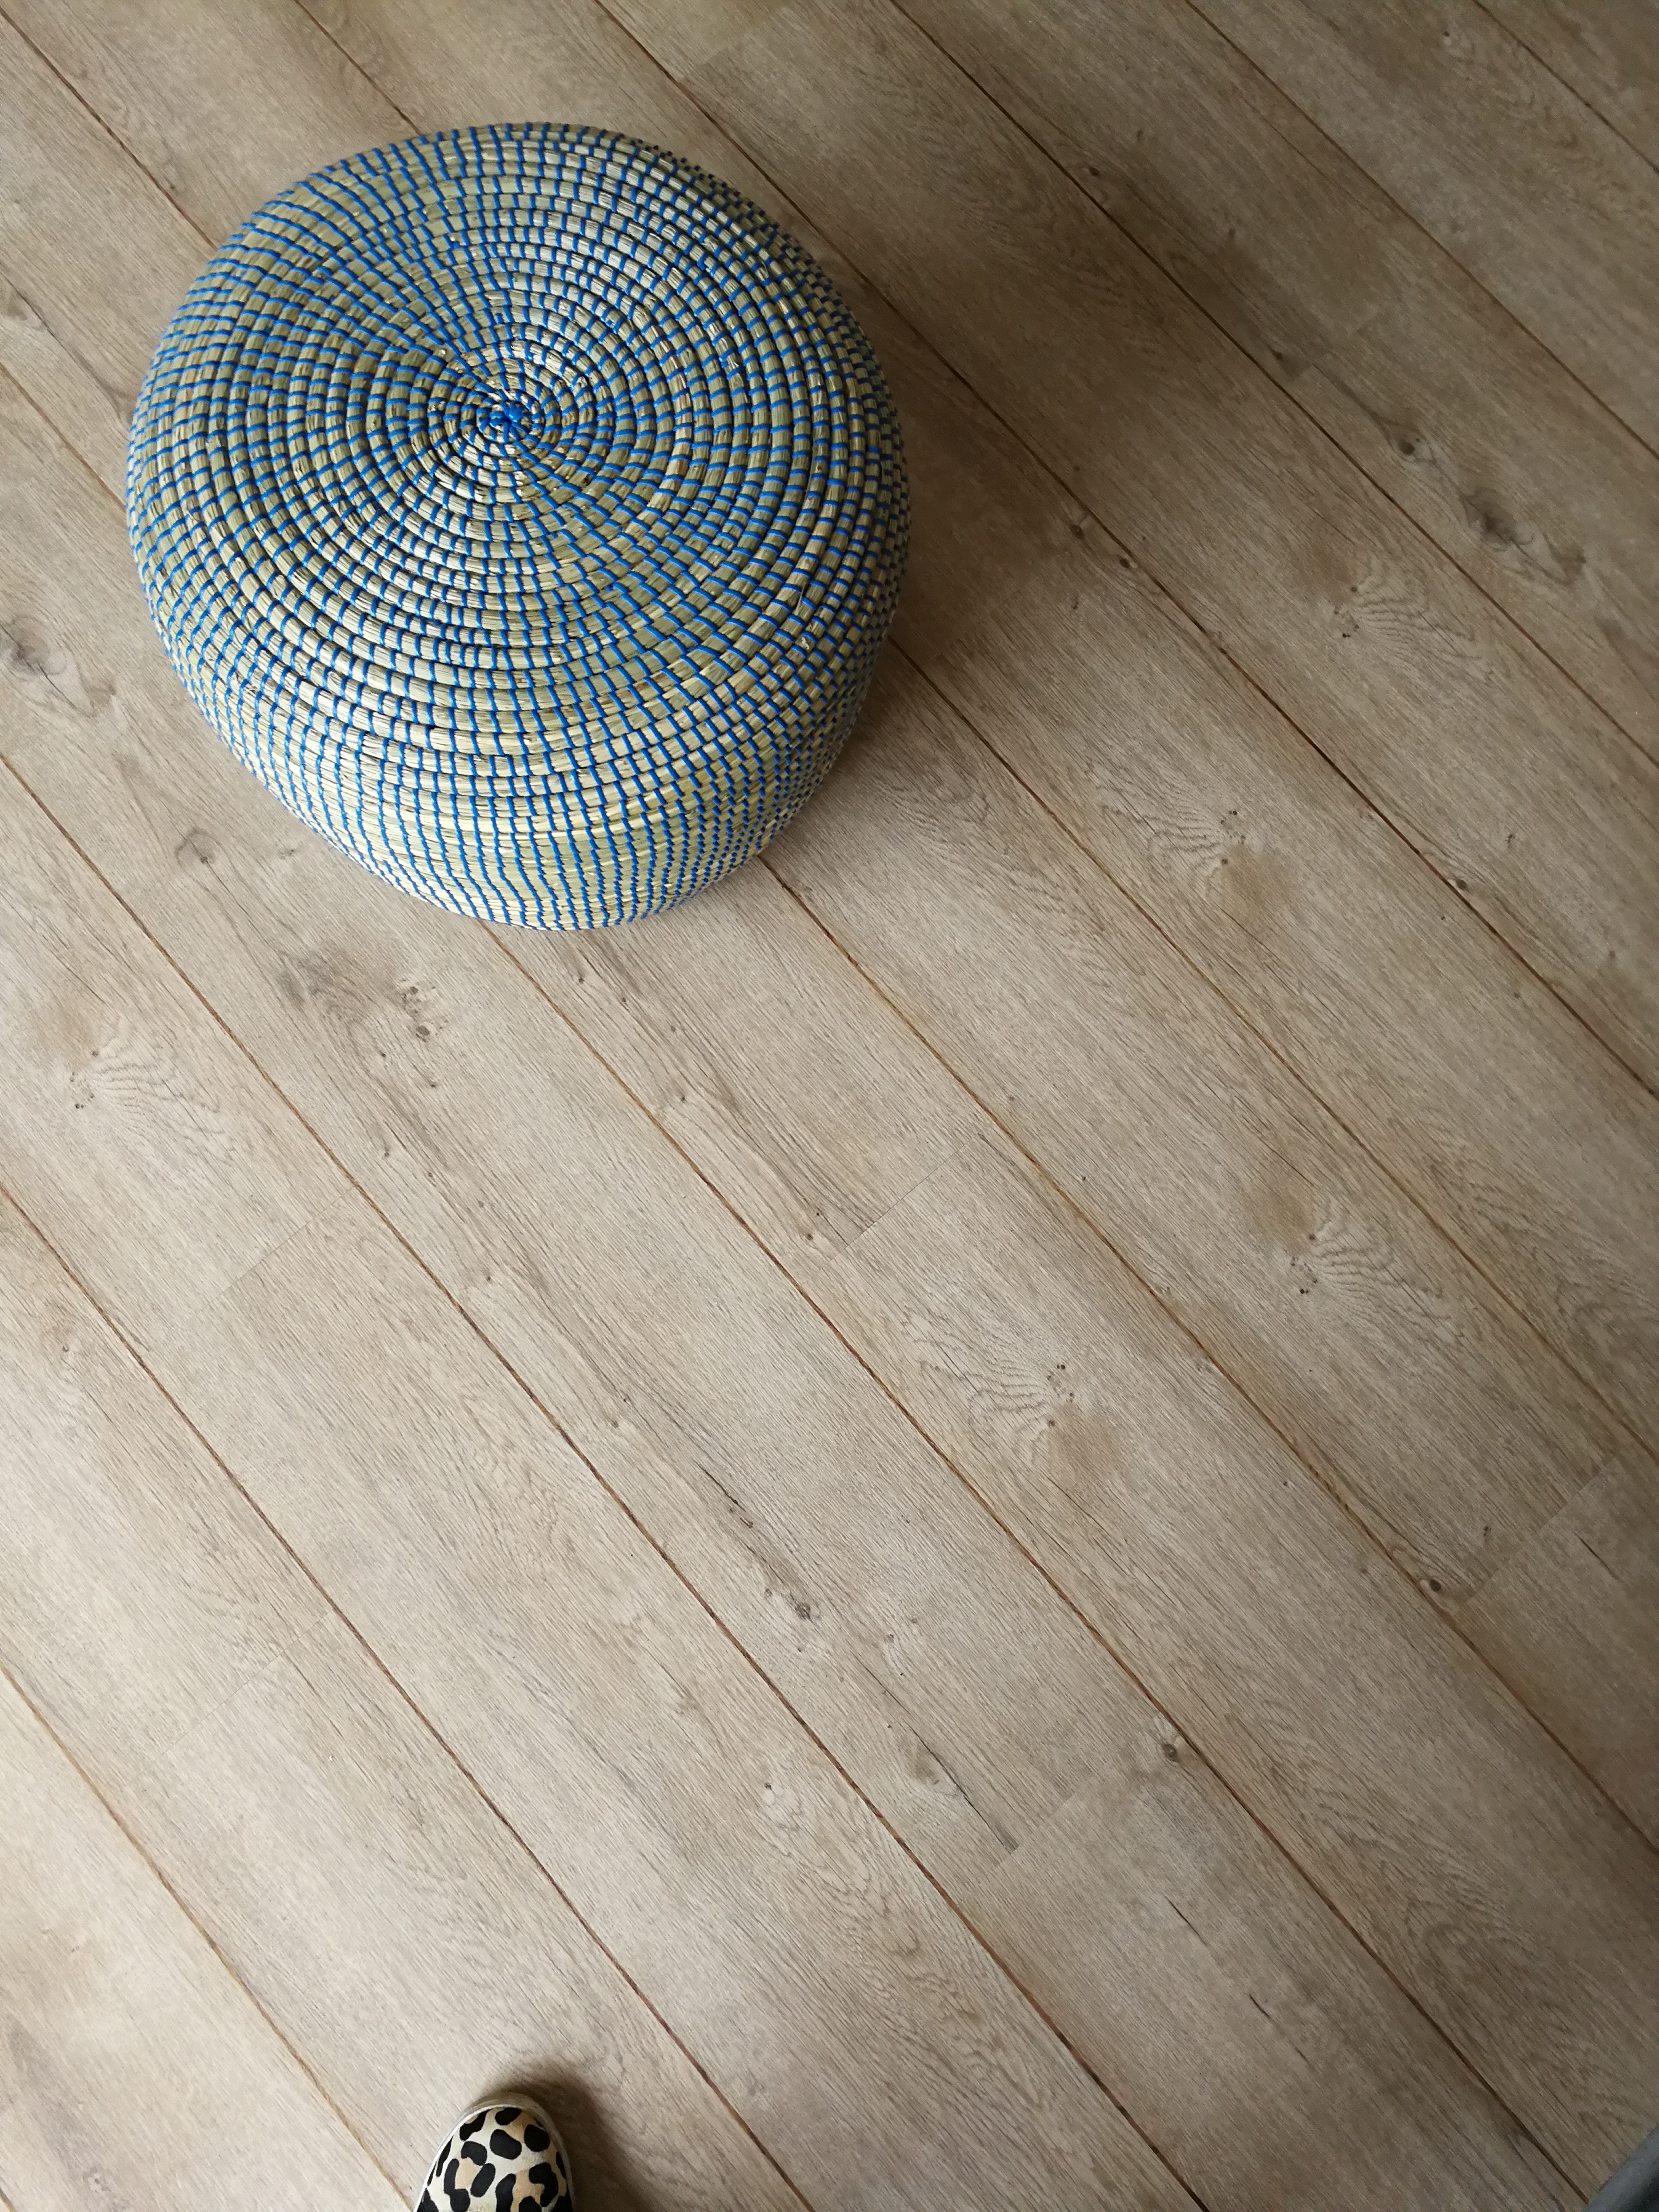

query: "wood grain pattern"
left=511, top=839, right=1659, bottom=1819
left=0, top=1196, right=804, bottom=2212
left=22, top=0, right=1659, bottom=1485
left=0, top=16, right=201, bottom=411
left=766, top=674, right=1659, bottom=2145
left=874, top=289, right=1659, bottom=1463
left=896, top=0, right=1659, bottom=756
left=10, top=0, right=1653, bottom=1792
left=4, top=0, right=391, bottom=238
left=776, top=658, right=1635, bottom=1592
left=1462, top=1456, right=1659, bottom=1847
left=1, top=372, right=1599, bottom=2211
left=0, top=765, right=1192, bottom=2212
left=3, top=0, right=1658, bottom=2202
left=294, top=0, right=1659, bottom=1471
left=1196, top=0, right=1659, bottom=447
left=0, top=362, right=1651, bottom=2192
left=0, top=1666, right=404, bottom=2212
left=1481, top=0, right=1659, bottom=165
left=280, top=0, right=1659, bottom=1827
left=612, top=0, right=1659, bottom=1096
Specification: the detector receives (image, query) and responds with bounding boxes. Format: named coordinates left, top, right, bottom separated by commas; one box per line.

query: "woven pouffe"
left=127, top=124, right=908, bottom=927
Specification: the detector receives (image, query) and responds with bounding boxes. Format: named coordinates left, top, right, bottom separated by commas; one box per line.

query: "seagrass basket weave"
left=126, top=124, right=909, bottom=927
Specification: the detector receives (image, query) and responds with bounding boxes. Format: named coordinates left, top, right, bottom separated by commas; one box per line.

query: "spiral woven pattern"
left=127, top=124, right=908, bottom=926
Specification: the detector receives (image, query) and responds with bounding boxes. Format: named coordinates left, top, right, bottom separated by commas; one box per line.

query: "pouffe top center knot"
left=126, top=123, right=909, bottom=928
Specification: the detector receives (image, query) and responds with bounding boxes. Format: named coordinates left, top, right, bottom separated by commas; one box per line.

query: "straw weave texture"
left=127, top=124, right=909, bottom=926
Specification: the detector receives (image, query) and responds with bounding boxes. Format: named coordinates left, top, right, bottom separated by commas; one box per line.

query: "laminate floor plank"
left=3, top=4, right=1659, bottom=2177
left=1195, top=0, right=1659, bottom=446
left=0, top=13, right=199, bottom=420
left=5, top=372, right=1603, bottom=2210
left=1, top=365, right=1654, bottom=2193
left=273, top=0, right=1659, bottom=1818
left=772, top=667, right=1659, bottom=2176
left=9, top=0, right=1653, bottom=1811
left=1481, top=0, right=1659, bottom=166
left=4, top=0, right=1657, bottom=2202
left=0, top=1198, right=805, bottom=2212
left=515, top=811, right=1659, bottom=1846
left=875, top=284, right=1659, bottom=1465
left=605, top=0, right=1659, bottom=1098
left=4, top=0, right=391, bottom=239
left=0, top=273, right=127, bottom=505
left=0, top=1666, right=404, bottom=2212
left=21, top=0, right=1659, bottom=1563
left=897, top=0, right=1659, bottom=759
left=0, top=772, right=1188, bottom=2212
left=280, top=0, right=1659, bottom=1469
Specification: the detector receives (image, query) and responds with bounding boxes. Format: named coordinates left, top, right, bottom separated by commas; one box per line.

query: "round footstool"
left=126, top=124, right=908, bottom=927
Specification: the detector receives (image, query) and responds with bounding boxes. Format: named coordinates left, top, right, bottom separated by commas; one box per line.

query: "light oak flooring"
left=2, top=3, right=1657, bottom=2206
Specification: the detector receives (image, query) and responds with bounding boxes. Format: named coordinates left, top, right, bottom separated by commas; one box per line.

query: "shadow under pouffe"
left=1588, top=2123, right=1659, bottom=2212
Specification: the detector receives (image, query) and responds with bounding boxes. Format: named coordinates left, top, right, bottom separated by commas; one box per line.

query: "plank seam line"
left=256, top=3, right=1659, bottom=1510
left=11, top=356, right=1624, bottom=2193
left=580, top=0, right=1659, bottom=1098
left=2, top=0, right=1649, bottom=2155
left=0, top=760, right=1205, bottom=2212
left=17, top=0, right=1655, bottom=1113
left=1182, top=0, right=1659, bottom=455
left=7, top=0, right=1654, bottom=1108
left=8, top=29, right=1650, bottom=1575
left=0, top=56, right=1654, bottom=2070
left=350, top=48, right=1659, bottom=1876
left=760, top=823, right=1659, bottom=1870
left=0, top=1175, right=817, bottom=2212
left=0, top=357, right=1604, bottom=2210
left=1463, top=0, right=1659, bottom=181
left=491, top=763, right=1659, bottom=1897
left=492, top=873, right=1595, bottom=2202
left=580, top=0, right=1659, bottom=1387
left=0, top=1633, right=408, bottom=2207
left=4, top=0, right=1652, bottom=1095
left=0, top=398, right=1569, bottom=2192
left=885, top=0, right=1659, bottom=772
left=0, top=10, right=1640, bottom=2154
left=885, top=634, right=1659, bottom=1608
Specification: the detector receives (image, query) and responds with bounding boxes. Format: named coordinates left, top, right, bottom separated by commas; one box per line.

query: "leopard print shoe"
left=416, top=2098, right=573, bottom=2210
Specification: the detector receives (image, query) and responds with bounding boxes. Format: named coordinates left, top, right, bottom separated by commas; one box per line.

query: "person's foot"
left=416, top=2097, right=573, bottom=2210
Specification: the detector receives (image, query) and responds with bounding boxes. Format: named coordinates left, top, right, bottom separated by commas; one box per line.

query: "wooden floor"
left=2, top=2, right=1657, bottom=2206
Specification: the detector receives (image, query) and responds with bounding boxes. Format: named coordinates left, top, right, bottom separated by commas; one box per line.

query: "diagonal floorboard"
left=2, top=0, right=1657, bottom=2205
left=0, top=776, right=1193, bottom=2212
left=0, top=1661, right=405, bottom=2212
left=0, top=1196, right=804, bottom=2212
left=890, top=0, right=1659, bottom=759
left=607, top=0, right=1659, bottom=1096
left=1479, top=0, right=1659, bottom=169
left=1194, top=0, right=1659, bottom=447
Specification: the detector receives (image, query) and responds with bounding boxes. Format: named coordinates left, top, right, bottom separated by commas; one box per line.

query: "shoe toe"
left=417, top=2095, right=573, bottom=2210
